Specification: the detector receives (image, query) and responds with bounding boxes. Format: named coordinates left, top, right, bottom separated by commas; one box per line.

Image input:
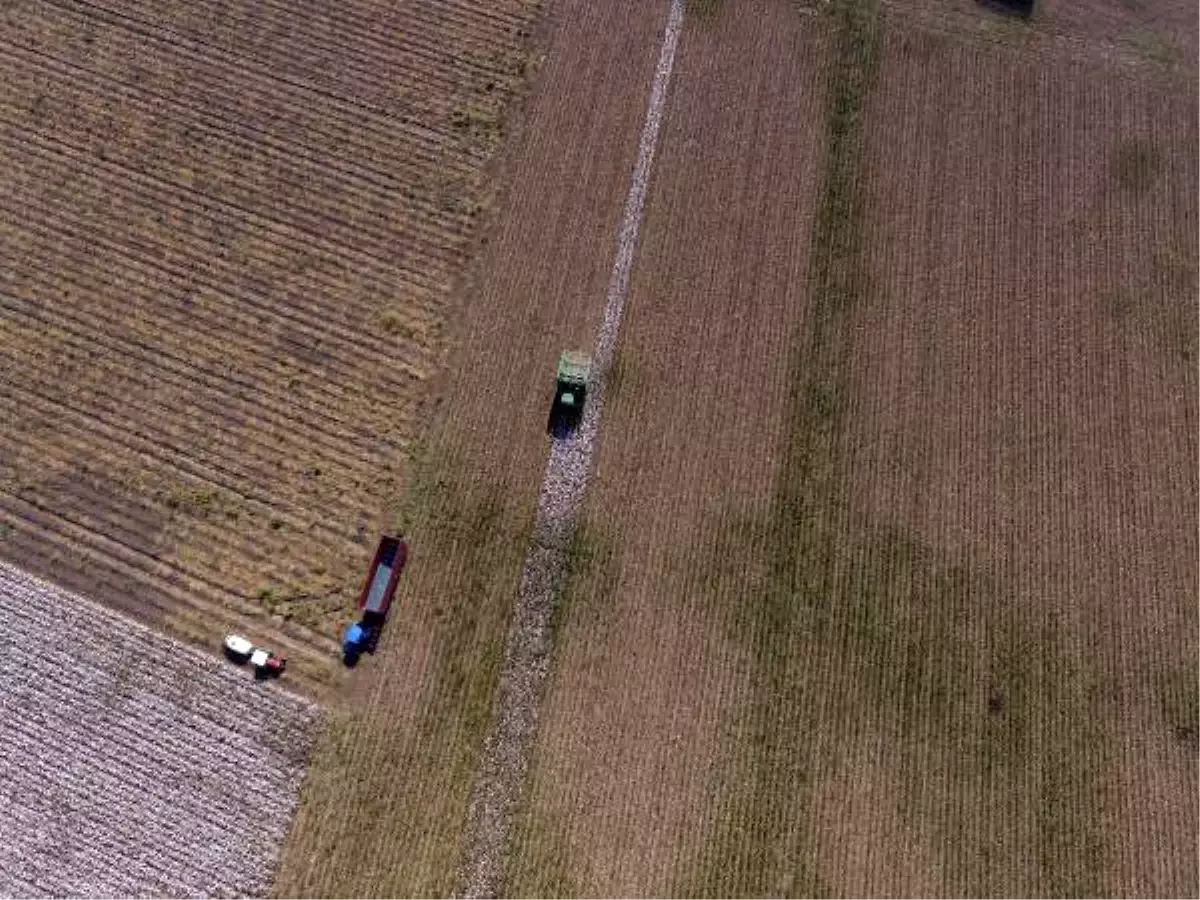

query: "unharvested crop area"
left=0, top=561, right=318, bottom=897
left=0, top=0, right=544, bottom=690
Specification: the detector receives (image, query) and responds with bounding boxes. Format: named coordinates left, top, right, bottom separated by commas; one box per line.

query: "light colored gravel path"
left=0, top=562, right=319, bottom=898
left=455, top=1, right=686, bottom=896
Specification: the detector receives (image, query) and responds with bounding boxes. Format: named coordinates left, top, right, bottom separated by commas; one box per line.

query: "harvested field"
left=274, top=0, right=678, bottom=895
left=503, top=0, right=1198, bottom=897
left=881, top=0, right=1197, bottom=70
left=843, top=22, right=1198, bottom=895
left=0, top=561, right=318, bottom=898
left=0, top=0, right=544, bottom=691
left=457, top=3, right=685, bottom=894
left=504, top=4, right=833, bottom=894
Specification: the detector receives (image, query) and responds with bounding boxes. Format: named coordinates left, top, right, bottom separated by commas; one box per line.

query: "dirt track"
left=456, top=3, right=685, bottom=894
left=505, top=4, right=833, bottom=893
left=503, top=1, right=1197, bottom=897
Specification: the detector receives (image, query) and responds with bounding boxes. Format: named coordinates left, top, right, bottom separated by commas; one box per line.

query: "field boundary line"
left=455, top=1, right=686, bottom=896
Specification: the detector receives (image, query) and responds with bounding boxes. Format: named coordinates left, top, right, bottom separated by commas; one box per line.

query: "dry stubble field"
left=0, top=0, right=544, bottom=690
left=503, top=0, right=1198, bottom=896
left=274, top=1, right=674, bottom=894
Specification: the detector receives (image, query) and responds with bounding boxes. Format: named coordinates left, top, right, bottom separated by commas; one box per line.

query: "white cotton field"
left=0, top=562, right=320, bottom=898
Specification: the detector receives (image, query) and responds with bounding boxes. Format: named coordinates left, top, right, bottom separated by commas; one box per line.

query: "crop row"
left=0, top=563, right=318, bottom=897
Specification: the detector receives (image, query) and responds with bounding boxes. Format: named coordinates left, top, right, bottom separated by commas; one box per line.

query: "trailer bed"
left=356, top=535, right=407, bottom=616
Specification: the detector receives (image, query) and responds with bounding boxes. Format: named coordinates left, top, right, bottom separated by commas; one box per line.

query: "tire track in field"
left=455, top=2, right=684, bottom=896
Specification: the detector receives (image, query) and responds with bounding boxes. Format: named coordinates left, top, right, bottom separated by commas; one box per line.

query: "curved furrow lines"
left=0, top=12, right=478, bottom=179
left=0, top=87, right=476, bottom=259
left=91, top=0, right=538, bottom=94
left=0, top=42, right=479, bottom=196
left=38, top=0, right=506, bottom=163
left=0, top=351, right=397, bottom=510
left=0, top=494, right=261, bottom=624
left=0, top=216, right=439, bottom=391
left=0, top=393, right=362, bottom=549
left=0, top=501, right=341, bottom=668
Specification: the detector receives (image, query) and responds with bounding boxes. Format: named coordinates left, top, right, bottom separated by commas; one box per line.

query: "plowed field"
left=274, top=0, right=676, bottom=894
left=883, top=0, right=1197, bottom=69
left=0, top=0, right=544, bottom=691
left=502, top=1, right=1197, bottom=897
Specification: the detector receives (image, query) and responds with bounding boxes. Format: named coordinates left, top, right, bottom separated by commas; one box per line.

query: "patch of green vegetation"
left=414, top=478, right=521, bottom=762
left=1103, top=288, right=1138, bottom=320
left=685, top=0, right=723, bottom=22
left=1112, top=137, right=1162, bottom=192
left=1120, top=27, right=1179, bottom=66
left=1036, top=627, right=1109, bottom=898
left=451, top=98, right=507, bottom=153
left=162, top=483, right=221, bottom=512
left=687, top=0, right=882, bottom=891
left=369, top=439, right=536, bottom=895
left=682, top=0, right=1111, bottom=890
left=556, top=520, right=619, bottom=637
left=602, top=344, right=645, bottom=415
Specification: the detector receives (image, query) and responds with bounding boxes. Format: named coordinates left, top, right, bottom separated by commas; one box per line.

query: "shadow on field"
left=975, top=0, right=1034, bottom=19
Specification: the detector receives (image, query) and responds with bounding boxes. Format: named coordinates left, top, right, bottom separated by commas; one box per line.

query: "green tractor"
left=547, top=350, right=592, bottom=438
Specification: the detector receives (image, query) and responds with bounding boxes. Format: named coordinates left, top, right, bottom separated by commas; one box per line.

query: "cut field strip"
left=455, top=1, right=685, bottom=895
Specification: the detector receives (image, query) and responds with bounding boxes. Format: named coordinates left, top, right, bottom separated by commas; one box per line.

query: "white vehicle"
left=223, top=634, right=287, bottom=677
left=223, top=633, right=254, bottom=661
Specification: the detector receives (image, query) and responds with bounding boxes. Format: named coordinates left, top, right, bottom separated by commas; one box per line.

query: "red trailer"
left=342, top=534, right=408, bottom=664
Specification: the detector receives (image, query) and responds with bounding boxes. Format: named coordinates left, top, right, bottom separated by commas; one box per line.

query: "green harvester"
left=547, top=350, right=592, bottom=437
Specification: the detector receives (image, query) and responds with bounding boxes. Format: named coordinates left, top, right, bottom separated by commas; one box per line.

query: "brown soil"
left=272, top=0, right=677, bottom=894
left=879, top=0, right=1198, bottom=70
left=506, top=4, right=833, bottom=895
left=506, top=3, right=1197, bottom=898
left=847, top=24, right=1198, bottom=895
left=804, top=717, right=945, bottom=898
left=0, top=0, right=544, bottom=692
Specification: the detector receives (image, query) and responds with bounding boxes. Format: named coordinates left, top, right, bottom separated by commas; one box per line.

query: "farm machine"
left=341, top=534, right=408, bottom=666
left=223, top=634, right=287, bottom=679
left=547, top=350, right=592, bottom=438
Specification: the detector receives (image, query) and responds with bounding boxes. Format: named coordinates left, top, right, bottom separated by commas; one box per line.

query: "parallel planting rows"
left=0, top=562, right=318, bottom=898
left=273, top=1, right=677, bottom=894
left=504, top=0, right=1198, bottom=896
left=0, top=0, right=544, bottom=691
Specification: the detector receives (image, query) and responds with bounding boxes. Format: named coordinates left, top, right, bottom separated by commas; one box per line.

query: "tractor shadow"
left=975, top=0, right=1034, bottom=18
